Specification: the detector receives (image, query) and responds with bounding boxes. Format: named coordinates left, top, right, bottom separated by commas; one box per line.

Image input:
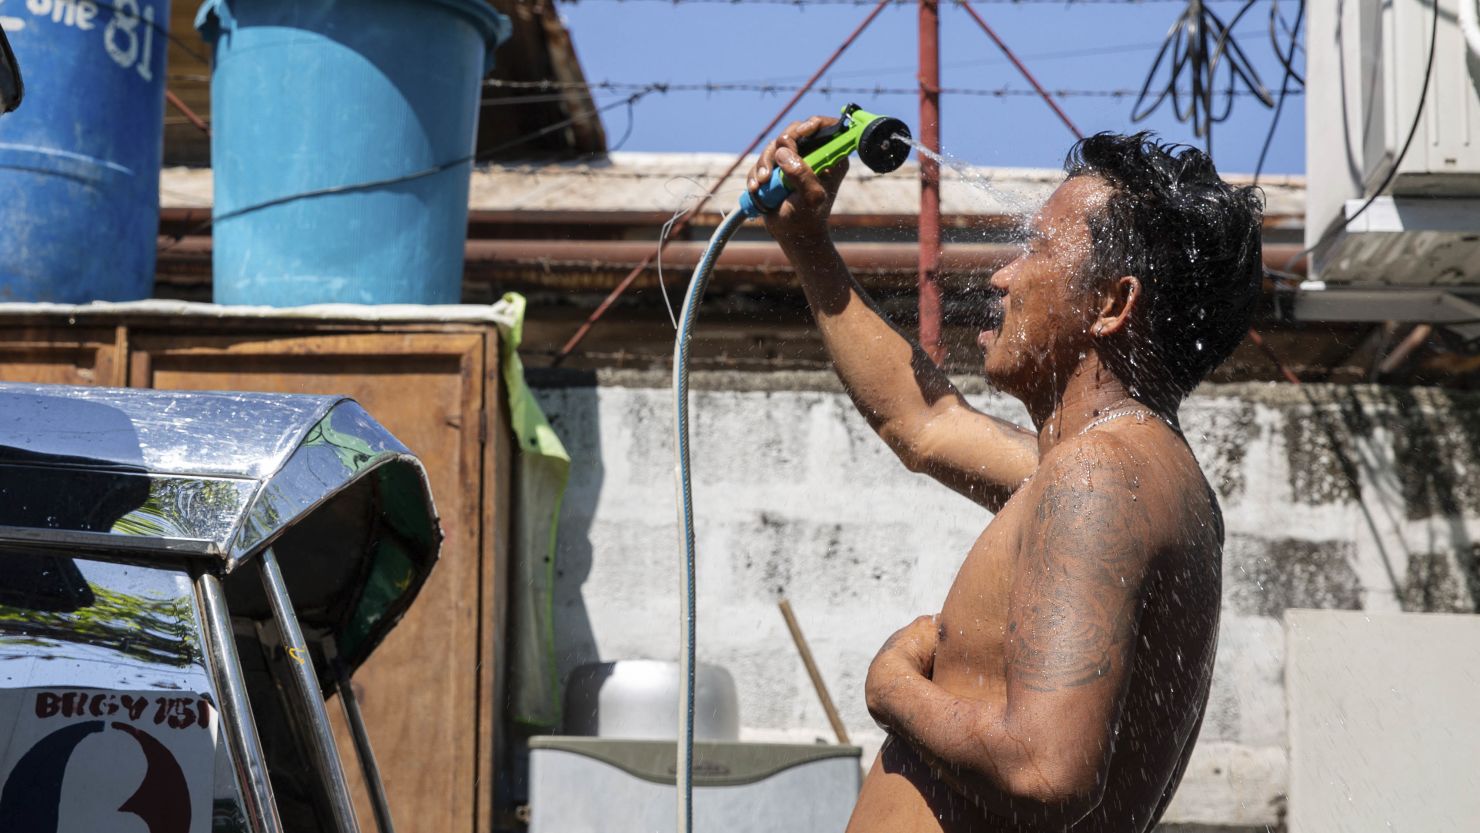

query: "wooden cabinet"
left=0, top=325, right=123, bottom=386
left=0, top=306, right=512, bottom=833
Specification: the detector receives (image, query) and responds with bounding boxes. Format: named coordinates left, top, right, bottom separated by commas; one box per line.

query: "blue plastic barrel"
left=198, top=0, right=510, bottom=306
left=0, top=0, right=169, bottom=302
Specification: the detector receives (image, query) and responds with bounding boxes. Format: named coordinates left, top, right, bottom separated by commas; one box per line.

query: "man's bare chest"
left=930, top=495, right=1031, bottom=695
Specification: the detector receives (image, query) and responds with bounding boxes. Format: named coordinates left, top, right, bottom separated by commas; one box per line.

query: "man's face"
left=979, top=175, right=1111, bottom=399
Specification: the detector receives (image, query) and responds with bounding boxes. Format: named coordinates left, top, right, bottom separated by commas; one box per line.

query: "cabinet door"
left=130, top=330, right=488, bottom=833
left=0, top=327, right=122, bottom=386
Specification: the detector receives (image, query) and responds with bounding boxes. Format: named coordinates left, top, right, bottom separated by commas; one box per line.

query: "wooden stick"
left=778, top=599, right=850, bottom=745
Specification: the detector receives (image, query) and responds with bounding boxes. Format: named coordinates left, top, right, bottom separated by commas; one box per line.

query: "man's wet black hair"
left=1065, top=131, right=1263, bottom=402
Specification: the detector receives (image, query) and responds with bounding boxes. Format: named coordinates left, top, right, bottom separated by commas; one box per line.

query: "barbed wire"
left=482, top=78, right=1296, bottom=99
left=474, top=162, right=938, bottom=179
left=471, top=163, right=1304, bottom=187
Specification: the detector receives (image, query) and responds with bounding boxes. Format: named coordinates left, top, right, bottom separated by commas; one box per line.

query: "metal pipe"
left=469, top=239, right=1017, bottom=277
left=257, top=549, right=361, bottom=833
left=196, top=572, right=286, bottom=833
left=165, top=89, right=211, bottom=137
left=332, top=656, right=396, bottom=833
left=156, top=235, right=1309, bottom=279
left=956, top=0, right=1083, bottom=140
left=553, top=0, right=897, bottom=364
left=1376, top=323, right=1433, bottom=377
left=918, top=0, right=944, bottom=364
left=160, top=205, right=1307, bottom=236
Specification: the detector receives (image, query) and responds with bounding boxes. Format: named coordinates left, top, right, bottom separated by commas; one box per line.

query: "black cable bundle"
left=1130, top=0, right=1277, bottom=158
left=1253, top=0, right=1306, bottom=182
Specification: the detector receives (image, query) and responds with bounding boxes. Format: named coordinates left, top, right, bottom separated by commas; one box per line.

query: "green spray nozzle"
left=792, top=104, right=913, bottom=182
left=740, top=103, right=912, bottom=217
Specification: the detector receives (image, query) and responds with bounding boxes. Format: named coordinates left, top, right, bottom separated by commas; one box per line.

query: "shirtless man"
left=747, top=126, right=1263, bottom=832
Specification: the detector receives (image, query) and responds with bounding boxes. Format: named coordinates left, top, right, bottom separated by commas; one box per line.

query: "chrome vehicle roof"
left=0, top=383, right=435, bottom=560
left=0, top=382, right=337, bottom=480
left=0, top=383, right=442, bottom=671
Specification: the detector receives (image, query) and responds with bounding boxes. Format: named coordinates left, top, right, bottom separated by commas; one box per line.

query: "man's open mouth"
left=981, top=290, right=1006, bottom=334
left=976, top=292, right=1005, bottom=352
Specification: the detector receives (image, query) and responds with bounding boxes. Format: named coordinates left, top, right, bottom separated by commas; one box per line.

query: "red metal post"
left=553, top=0, right=896, bottom=364
left=918, top=0, right=944, bottom=364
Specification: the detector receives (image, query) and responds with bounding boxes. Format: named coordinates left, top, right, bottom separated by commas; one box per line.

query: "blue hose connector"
left=737, top=168, right=792, bottom=218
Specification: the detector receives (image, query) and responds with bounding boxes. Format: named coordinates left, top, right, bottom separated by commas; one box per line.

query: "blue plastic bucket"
left=198, top=0, right=510, bottom=306
left=0, top=0, right=169, bottom=302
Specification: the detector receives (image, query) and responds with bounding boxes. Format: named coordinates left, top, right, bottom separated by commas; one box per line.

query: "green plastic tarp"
left=498, top=293, right=570, bottom=729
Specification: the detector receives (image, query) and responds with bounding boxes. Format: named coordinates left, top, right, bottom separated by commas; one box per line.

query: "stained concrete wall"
left=529, top=371, right=1480, bottom=831
left=1284, top=610, right=1480, bottom=833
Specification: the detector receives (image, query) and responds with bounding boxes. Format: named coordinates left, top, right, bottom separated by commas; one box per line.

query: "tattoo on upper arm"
left=1006, top=472, right=1151, bottom=693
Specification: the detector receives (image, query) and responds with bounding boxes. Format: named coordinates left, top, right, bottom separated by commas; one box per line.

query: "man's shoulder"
left=1025, top=431, right=1143, bottom=497
left=1022, top=430, right=1212, bottom=559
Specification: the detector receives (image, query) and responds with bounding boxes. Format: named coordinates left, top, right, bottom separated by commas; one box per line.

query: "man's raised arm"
left=750, top=118, right=1036, bottom=510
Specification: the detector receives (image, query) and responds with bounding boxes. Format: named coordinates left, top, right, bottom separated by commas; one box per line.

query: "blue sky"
left=554, top=0, right=1305, bottom=175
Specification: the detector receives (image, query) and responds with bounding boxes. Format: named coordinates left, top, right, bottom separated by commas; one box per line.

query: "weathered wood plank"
left=0, top=327, right=121, bottom=387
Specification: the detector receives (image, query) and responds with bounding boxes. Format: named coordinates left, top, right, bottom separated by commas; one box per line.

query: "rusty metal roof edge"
left=161, top=155, right=1307, bottom=216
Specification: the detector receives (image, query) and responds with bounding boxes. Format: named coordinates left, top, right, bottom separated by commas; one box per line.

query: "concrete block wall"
left=529, top=371, right=1480, bottom=831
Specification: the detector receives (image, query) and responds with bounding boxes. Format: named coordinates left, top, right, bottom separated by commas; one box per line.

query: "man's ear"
left=1090, top=275, right=1141, bottom=338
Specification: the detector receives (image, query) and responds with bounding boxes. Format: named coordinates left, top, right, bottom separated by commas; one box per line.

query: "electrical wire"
left=1253, top=0, right=1303, bottom=184
left=655, top=178, right=711, bottom=328
left=1130, top=0, right=1275, bottom=157
left=610, top=97, right=641, bottom=150
left=478, top=88, right=657, bottom=157
left=1265, top=0, right=1304, bottom=85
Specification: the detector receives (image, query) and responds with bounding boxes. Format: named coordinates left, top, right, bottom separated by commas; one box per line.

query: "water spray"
left=670, top=103, right=911, bottom=833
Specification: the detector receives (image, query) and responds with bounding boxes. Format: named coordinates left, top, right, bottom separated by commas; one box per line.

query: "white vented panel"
left=1305, top=0, right=1480, bottom=288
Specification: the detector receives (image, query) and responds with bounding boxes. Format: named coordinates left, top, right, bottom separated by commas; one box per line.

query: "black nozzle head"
left=858, top=117, right=911, bottom=174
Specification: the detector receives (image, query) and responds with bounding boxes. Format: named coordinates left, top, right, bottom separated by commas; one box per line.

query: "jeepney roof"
left=0, top=382, right=441, bottom=671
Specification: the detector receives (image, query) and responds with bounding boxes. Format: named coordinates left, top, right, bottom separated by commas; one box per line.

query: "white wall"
left=531, top=371, right=1480, bottom=831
